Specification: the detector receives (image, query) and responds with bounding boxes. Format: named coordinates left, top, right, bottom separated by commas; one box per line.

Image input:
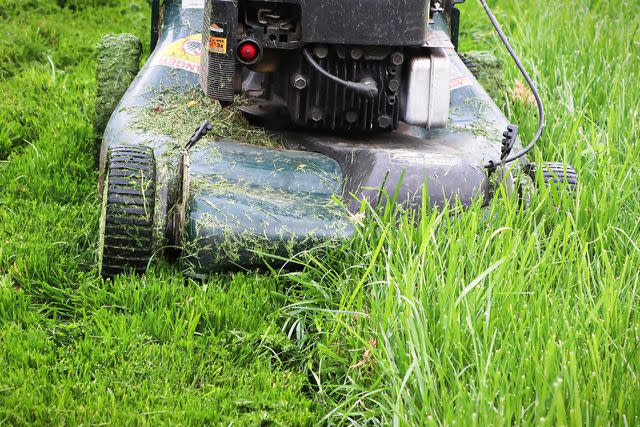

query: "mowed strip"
left=0, top=1, right=317, bottom=424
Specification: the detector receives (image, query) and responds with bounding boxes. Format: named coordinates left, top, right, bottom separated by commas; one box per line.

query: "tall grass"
left=279, top=0, right=640, bottom=424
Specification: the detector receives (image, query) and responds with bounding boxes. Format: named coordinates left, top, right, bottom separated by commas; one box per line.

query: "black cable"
left=479, top=0, right=545, bottom=168
left=302, top=49, right=379, bottom=99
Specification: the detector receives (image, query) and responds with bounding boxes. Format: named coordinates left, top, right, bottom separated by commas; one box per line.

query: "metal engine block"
left=284, top=46, right=405, bottom=132
left=200, top=0, right=451, bottom=132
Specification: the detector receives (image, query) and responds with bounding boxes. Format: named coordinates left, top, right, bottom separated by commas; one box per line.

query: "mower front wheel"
left=98, top=145, right=156, bottom=278
left=528, top=162, right=578, bottom=193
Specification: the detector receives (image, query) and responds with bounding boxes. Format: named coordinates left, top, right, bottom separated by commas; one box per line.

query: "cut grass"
left=129, top=90, right=282, bottom=148
left=1, top=0, right=639, bottom=425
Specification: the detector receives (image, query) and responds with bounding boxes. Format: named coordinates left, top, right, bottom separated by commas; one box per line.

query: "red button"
left=238, top=43, right=258, bottom=62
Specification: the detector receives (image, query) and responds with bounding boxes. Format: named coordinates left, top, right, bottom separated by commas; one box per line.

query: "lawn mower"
left=95, top=0, right=577, bottom=278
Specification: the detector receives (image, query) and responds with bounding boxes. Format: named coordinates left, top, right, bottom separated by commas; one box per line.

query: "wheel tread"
left=99, top=145, right=156, bottom=278
left=530, top=162, right=578, bottom=192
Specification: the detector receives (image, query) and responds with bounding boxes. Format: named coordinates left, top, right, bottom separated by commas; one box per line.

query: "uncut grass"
left=0, top=0, right=639, bottom=426
left=285, top=0, right=640, bottom=425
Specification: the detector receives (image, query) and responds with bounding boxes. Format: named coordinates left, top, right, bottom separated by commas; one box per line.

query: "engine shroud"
left=234, top=0, right=430, bottom=46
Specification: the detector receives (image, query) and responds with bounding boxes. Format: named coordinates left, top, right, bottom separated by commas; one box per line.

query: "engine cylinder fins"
left=528, top=162, right=578, bottom=193
left=99, top=145, right=156, bottom=278
left=290, top=47, right=403, bottom=132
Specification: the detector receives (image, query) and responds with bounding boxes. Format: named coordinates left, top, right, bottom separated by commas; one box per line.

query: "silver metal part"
left=401, top=48, right=450, bottom=128
left=425, top=10, right=455, bottom=49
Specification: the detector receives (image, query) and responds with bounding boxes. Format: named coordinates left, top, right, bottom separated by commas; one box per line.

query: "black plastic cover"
left=300, top=0, right=429, bottom=45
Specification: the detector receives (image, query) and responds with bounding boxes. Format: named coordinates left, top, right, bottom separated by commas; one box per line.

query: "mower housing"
left=98, top=0, right=529, bottom=277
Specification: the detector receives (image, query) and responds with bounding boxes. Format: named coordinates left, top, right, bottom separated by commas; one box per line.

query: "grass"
left=129, top=90, right=282, bottom=149
left=0, top=0, right=639, bottom=425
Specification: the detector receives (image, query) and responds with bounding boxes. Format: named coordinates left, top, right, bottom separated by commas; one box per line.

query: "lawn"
left=0, top=0, right=639, bottom=425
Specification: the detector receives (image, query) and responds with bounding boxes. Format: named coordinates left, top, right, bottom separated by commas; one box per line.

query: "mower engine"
left=200, top=0, right=451, bottom=132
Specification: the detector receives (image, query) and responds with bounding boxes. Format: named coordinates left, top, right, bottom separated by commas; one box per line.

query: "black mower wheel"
left=460, top=51, right=501, bottom=79
left=461, top=56, right=480, bottom=77
left=528, top=162, right=578, bottom=193
left=99, top=145, right=156, bottom=278
left=459, top=51, right=507, bottom=100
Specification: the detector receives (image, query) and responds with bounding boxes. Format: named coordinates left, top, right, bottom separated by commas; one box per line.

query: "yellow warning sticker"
left=208, top=36, right=227, bottom=54
left=153, top=34, right=202, bottom=74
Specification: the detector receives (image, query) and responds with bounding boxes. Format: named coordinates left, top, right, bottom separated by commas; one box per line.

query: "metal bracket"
left=487, top=124, right=519, bottom=172
left=185, top=120, right=213, bottom=151
left=501, top=124, right=519, bottom=161
left=450, top=0, right=466, bottom=50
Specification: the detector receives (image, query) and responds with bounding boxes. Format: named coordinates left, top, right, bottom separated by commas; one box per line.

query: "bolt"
left=311, top=107, right=323, bottom=122
left=293, top=75, right=307, bottom=90
left=350, top=48, right=363, bottom=60
left=390, top=52, right=404, bottom=66
left=314, top=46, right=329, bottom=59
left=378, top=115, right=392, bottom=129
left=388, top=79, right=400, bottom=92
